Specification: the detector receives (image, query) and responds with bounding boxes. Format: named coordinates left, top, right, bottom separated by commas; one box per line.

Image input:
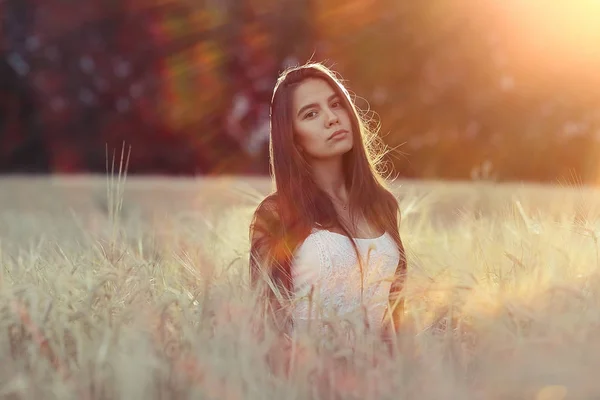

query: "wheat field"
left=2, top=174, right=600, bottom=399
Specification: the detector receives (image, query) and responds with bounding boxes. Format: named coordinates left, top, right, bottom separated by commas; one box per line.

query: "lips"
left=328, top=129, right=348, bottom=140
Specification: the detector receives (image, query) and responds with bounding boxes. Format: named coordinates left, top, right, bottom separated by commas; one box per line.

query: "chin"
left=313, top=141, right=354, bottom=159
left=341, top=141, right=354, bottom=153
left=332, top=143, right=353, bottom=157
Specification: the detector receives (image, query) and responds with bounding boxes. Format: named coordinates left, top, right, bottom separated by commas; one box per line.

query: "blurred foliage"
left=1, top=0, right=599, bottom=183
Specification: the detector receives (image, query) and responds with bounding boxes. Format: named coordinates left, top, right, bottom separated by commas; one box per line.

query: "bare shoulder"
left=249, top=192, right=281, bottom=240
left=252, top=192, right=280, bottom=220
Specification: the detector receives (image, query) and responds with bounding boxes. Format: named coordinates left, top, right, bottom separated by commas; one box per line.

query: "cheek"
left=294, top=122, right=321, bottom=149
left=340, top=109, right=352, bottom=124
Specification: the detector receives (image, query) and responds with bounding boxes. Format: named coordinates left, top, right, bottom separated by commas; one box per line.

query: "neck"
left=310, top=156, right=348, bottom=201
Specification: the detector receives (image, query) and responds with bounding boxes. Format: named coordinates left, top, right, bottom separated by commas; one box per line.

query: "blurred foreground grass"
left=2, top=175, right=600, bottom=399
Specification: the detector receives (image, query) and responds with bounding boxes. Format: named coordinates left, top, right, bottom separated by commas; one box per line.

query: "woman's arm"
left=388, top=265, right=406, bottom=332
left=381, top=243, right=408, bottom=353
left=248, top=196, right=297, bottom=337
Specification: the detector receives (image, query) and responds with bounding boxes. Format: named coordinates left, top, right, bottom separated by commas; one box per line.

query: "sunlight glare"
left=496, top=0, right=600, bottom=78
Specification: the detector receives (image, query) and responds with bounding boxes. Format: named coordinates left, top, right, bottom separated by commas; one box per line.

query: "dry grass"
left=2, top=172, right=600, bottom=399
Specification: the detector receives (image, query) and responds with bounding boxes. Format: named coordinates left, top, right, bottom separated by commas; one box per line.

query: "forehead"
left=292, top=78, right=338, bottom=109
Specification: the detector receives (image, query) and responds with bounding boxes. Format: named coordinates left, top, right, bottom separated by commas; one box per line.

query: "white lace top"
left=290, top=228, right=400, bottom=335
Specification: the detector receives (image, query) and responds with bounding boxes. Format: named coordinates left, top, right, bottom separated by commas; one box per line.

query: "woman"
left=249, top=62, right=407, bottom=348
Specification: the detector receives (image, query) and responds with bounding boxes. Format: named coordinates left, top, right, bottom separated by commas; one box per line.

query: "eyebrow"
left=296, top=94, right=340, bottom=117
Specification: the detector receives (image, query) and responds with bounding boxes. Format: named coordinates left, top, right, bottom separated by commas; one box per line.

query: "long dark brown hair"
left=249, top=62, right=407, bottom=335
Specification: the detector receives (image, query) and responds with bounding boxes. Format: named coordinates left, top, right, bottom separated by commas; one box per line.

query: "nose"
left=325, top=107, right=339, bottom=127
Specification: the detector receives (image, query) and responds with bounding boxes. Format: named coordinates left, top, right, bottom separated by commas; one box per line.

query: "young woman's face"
left=291, top=78, right=354, bottom=161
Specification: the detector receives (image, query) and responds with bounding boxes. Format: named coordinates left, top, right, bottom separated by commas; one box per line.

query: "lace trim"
left=311, top=228, right=331, bottom=272
left=292, top=229, right=400, bottom=332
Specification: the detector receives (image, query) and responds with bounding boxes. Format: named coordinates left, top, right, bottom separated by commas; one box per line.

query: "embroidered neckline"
left=312, top=227, right=387, bottom=241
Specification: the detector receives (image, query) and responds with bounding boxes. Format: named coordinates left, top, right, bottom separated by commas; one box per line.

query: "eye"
left=331, top=101, right=341, bottom=108
left=303, top=111, right=317, bottom=119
